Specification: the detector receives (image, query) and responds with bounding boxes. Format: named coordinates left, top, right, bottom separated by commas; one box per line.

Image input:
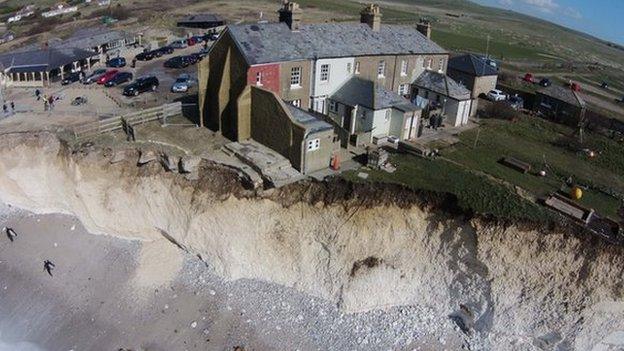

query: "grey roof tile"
left=413, top=70, right=471, bottom=100
left=537, top=85, right=585, bottom=107
left=285, top=104, right=333, bottom=133
left=448, top=54, right=498, bottom=77
left=331, top=77, right=419, bottom=111
left=228, top=22, right=447, bottom=65
left=0, top=47, right=96, bottom=72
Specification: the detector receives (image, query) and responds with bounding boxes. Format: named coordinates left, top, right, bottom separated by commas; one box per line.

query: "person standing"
left=35, top=88, right=41, bottom=101
left=2, top=103, right=7, bottom=116
left=43, top=260, right=56, bottom=276
left=10, top=101, right=14, bottom=114
left=5, top=227, right=17, bottom=242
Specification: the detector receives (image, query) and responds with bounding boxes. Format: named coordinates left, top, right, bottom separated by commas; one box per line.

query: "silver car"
left=171, top=74, right=196, bottom=93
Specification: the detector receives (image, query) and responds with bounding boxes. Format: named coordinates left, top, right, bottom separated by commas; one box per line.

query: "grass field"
left=345, top=115, right=623, bottom=223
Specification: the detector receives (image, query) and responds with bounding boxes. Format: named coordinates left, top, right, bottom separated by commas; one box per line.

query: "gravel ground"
left=0, top=204, right=469, bottom=351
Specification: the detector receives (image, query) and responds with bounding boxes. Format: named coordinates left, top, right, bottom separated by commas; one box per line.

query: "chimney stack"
left=417, top=19, right=431, bottom=39
left=278, top=1, right=302, bottom=32
left=360, top=4, right=382, bottom=32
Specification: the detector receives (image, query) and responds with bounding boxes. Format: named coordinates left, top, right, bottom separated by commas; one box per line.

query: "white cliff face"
left=0, top=132, right=623, bottom=350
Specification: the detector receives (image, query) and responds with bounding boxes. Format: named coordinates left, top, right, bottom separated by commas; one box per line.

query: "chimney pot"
left=417, top=18, right=432, bottom=39
left=360, top=4, right=382, bottom=32
left=278, top=1, right=303, bottom=32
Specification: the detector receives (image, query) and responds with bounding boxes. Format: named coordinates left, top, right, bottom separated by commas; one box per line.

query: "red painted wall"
left=247, top=64, right=280, bottom=94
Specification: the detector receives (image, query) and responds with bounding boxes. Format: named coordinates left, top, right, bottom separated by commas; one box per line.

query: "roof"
left=0, top=47, right=96, bottom=73
left=537, top=85, right=585, bottom=108
left=448, top=54, right=498, bottom=77
left=413, top=70, right=471, bottom=100
left=178, top=13, right=225, bottom=24
left=227, top=22, right=447, bottom=65
left=285, top=104, right=333, bottom=134
left=331, top=77, right=419, bottom=112
left=58, top=27, right=131, bottom=49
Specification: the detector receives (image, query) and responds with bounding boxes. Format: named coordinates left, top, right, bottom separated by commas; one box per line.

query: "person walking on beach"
left=5, top=227, right=17, bottom=242
left=2, top=103, right=7, bottom=116
left=43, top=260, right=55, bottom=276
left=48, top=95, right=54, bottom=111
left=10, top=101, right=15, bottom=114
left=35, top=88, right=41, bottom=101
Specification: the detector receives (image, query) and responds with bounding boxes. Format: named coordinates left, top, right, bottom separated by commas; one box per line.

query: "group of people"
left=4, top=226, right=56, bottom=277
left=35, top=89, right=59, bottom=111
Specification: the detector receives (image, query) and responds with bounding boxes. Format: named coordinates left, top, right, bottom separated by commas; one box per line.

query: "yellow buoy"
left=570, top=187, right=583, bottom=200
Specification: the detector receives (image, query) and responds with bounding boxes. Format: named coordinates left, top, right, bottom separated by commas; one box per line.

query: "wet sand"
left=0, top=204, right=461, bottom=351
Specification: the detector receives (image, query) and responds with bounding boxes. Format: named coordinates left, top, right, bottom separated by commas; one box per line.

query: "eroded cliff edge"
left=0, top=132, right=623, bottom=349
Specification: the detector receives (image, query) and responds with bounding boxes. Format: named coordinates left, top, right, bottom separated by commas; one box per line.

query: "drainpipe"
left=309, top=55, right=317, bottom=111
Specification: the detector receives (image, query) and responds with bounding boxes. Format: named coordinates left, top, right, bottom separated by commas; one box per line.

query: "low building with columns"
left=0, top=47, right=97, bottom=87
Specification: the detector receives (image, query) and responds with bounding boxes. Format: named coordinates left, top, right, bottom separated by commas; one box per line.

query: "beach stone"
left=162, top=154, right=180, bottom=173
left=180, top=156, right=201, bottom=173
left=110, top=150, right=127, bottom=164
left=138, top=150, right=157, bottom=165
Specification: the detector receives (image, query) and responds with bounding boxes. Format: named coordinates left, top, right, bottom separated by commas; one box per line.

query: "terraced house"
left=199, top=2, right=459, bottom=172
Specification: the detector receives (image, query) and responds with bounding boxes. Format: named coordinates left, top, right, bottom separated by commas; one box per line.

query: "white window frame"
left=398, top=84, right=409, bottom=96
left=290, top=66, right=302, bottom=87
left=377, top=61, right=386, bottom=78
left=291, top=99, right=301, bottom=108
left=400, top=60, right=408, bottom=76
left=346, top=62, right=352, bottom=74
left=307, top=138, right=320, bottom=152
left=355, top=61, right=360, bottom=74
left=438, top=58, right=445, bottom=71
left=255, top=71, right=263, bottom=86
left=320, top=64, right=330, bottom=82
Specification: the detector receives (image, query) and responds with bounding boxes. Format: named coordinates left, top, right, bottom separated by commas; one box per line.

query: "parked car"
left=153, top=46, right=174, bottom=57
left=106, top=57, right=126, bottom=68
left=171, top=74, right=196, bottom=93
left=523, top=73, right=534, bottom=83
left=601, top=81, right=609, bottom=89
left=570, top=82, right=582, bottom=92
left=164, top=56, right=192, bottom=68
left=204, top=33, right=219, bottom=41
left=538, top=78, right=552, bottom=87
left=97, top=69, right=119, bottom=85
left=135, top=50, right=156, bottom=61
left=170, top=40, right=188, bottom=49
left=83, top=68, right=108, bottom=84
left=187, top=37, right=197, bottom=46
left=71, top=96, right=88, bottom=106
left=104, top=72, right=133, bottom=87
left=191, top=35, right=205, bottom=43
left=123, top=76, right=159, bottom=96
left=187, top=53, right=200, bottom=64
left=487, top=89, right=507, bottom=102
left=61, top=72, right=81, bottom=85
left=506, top=95, right=524, bottom=110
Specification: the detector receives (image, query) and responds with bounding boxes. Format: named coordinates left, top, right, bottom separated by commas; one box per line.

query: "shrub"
left=484, top=101, right=521, bottom=121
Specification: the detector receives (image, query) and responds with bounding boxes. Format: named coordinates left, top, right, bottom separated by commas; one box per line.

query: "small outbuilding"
left=535, top=85, right=586, bottom=126
left=0, top=47, right=97, bottom=87
left=177, top=14, right=226, bottom=30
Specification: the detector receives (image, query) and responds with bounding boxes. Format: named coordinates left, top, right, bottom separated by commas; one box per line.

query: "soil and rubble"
left=0, top=132, right=623, bottom=350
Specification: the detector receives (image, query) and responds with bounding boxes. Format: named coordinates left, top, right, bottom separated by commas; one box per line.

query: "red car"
left=186, top=37, right=197, bottom=46
left=523, top=73, right=534, bottom=83
left=570, top=82, right=581, bottom=92
left=97, top=69, right=119, bottom=85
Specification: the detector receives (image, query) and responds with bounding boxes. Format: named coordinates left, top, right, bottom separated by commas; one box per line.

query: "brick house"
left=199, top=2, right=457, bottom=171
left=447, top=54, right=498, bottom=116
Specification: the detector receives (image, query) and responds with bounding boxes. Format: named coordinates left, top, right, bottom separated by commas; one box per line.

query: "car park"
left=83, top=68, right=108, bottom=84
left=538, top=78, right=552, bottom=87
left=164, top=56, right=192, bottom=68
left=106, top=57, right=127, bottom=68
left=97, top=69, right=119, bottom=85
left=487, top=89, right=507, bottom=102
left=61, top=72, right=82, bottom=85
left=170, top=40, right=188, bottom=49
left=135, top=50, right=156, bottom=61
left=104, top=72, right=133, bottom=87
left=171, top=74, right=196, bottom=93
left=123, top=76, right=159, bottom=96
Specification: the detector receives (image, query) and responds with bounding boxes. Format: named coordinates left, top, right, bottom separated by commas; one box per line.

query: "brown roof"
left=537, top=85, right=585, bottom=108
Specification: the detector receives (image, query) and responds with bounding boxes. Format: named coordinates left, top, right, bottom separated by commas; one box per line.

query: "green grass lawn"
left=445, top=116, right=624, bottom=218
left=431, top=30, right=547, bottom=60
left=344, top=115, right=623, bottom=223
